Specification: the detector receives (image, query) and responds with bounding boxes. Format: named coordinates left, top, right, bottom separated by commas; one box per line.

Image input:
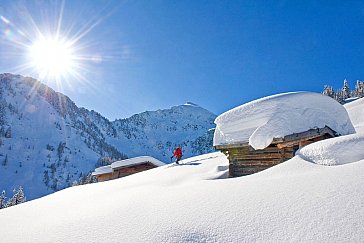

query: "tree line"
left=323, top=79, right=364, bottom=103
left=0, top=186, right=26, bottom=210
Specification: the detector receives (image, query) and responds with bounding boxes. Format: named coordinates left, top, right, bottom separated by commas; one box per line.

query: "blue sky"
left=1, top=0, right=364, bottom=119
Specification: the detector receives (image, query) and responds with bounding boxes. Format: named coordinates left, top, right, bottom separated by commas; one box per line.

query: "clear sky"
left=1, top=0, right=364, bottom=120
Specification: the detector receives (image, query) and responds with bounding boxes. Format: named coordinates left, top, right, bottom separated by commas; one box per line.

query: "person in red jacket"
left=171, top=147, right=182, bottom=164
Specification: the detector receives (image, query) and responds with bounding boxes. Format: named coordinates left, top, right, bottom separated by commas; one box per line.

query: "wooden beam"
left=215, top=126, right=336, bottom=150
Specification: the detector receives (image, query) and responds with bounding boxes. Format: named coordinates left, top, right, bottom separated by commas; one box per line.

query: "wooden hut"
left=92, top=165, right=114, bottom=181
left=214, top=126, right=337, bottom=177
left=92, top=156, right=165, bottom=182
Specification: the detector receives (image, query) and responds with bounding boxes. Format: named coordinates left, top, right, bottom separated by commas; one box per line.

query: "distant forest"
left=323, top=80, right=364, bottom=103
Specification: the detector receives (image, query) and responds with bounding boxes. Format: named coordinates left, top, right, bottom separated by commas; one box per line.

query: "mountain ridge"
left=0, top=73, right=216, bottom=199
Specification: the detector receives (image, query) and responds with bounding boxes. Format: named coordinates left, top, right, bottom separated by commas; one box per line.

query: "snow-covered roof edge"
left=92, top=165, right=113, bottom=176
left=111, top=156, right=166, bottom=169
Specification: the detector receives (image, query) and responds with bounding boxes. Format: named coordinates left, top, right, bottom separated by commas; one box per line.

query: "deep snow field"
left=1, top=151, right=364, bottom=242
left=1, top=97, right=364, bottom=242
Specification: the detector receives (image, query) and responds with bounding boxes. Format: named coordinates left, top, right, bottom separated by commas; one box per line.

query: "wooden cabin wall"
left=113, top=163, right=157, bottom=178
left=96, top=173, right=113, bottom=182
left=217, top=132, right=334, bottom=178
left=222, top=145, right=296, bottom=177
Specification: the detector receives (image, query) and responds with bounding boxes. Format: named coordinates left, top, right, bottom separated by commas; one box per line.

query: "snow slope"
left=0, top=74, right=107, bottom=199
left=1, top=148, right=363, bottom=242
left=344, top=97, right=364, bottom=133
left=214, top=92, right=355, bottom=149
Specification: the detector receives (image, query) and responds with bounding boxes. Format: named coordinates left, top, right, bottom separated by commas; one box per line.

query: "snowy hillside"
left=0, top=73, right=216, bottom=200
left=1, top=144, right=363, bottom=242
left=344, top=97, right=364, bottom=133
left=0, top=74, right=127, bottom=199
left=108, top=102, right=216, bottom=161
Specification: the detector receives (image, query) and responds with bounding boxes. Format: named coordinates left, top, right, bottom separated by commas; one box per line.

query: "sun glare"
left=0, top=1, right=119, bottom=89
left=29, top=37, right=75, bottom=79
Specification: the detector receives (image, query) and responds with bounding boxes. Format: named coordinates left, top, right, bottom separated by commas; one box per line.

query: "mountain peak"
left=183, top=102, right=200, bottom=107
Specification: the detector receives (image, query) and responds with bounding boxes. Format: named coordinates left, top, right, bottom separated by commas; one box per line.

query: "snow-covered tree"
left=76, top=172, right=98, bottom=186
left=355, top=80, right=364, bottom=98
left=84, top=172, right=98, bottom=184
left=95, top=156, right=114, bottom=167
left=323, top=85, right=335, bottom=98
left=15, top=187, right=26, bottom=205
left=335, top=89, right=343, bottom=103
left=5, top=187, right=26, bottom=208
left=342, top=79, right=351, bottom=100
left=6, top=189, right=17, bottom=207
left=0, top=190, right=6, bottom=209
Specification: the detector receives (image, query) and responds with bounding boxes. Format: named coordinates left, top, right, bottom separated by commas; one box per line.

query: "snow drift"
left=1, top=149, right=364, bottom=242
left=214, top=92, right=355, bottom=149
left=297, top=133, right=364, bottom=165
left=344, top=97, right=364, bottom=133
left=296, top=97, right=364, bottom=165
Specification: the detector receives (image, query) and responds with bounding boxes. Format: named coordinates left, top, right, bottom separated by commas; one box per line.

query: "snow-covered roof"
left=92, top=156, right=165, bottom=176
left=92, top=165, right=113, bottom=176
left=111, top=156, right=165, bottom=169
left=214, top=92, right=355, bottom=150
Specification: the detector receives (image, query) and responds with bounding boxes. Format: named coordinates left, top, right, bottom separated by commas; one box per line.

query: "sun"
left=28, top=37, right=76, bottom=80
left=0, top=1, right=119, bottom=87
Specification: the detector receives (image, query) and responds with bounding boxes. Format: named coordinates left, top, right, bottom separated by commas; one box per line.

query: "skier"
left=171, top=147, right=182, bottom=164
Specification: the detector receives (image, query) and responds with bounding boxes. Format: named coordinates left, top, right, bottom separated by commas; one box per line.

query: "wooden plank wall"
left=113, top=163, right=157, bottom=179
left=221, top=145, right=297, bottom=177
left=95, top=173, right=113, bottom=182
left=217, top=133, right=335, bottom=177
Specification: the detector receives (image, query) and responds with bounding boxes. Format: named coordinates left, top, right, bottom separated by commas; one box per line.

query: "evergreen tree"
left=5, top=187, right=27, bottom=208
left=83, top=172, right=97, bottom=184
left=43, top=170, right=50, bottom=187
left=323, top=85, right=335, bottom=98
left=0, top=190, right=6, bottom=209
left=15, top=186, right=26, bottom=205
left=4, top=127, right=11, bottom=138
left=342, top=79, right=351, bottom=100
left=2, top=154, right=7, bottom=166
left=335, top=89, right=343, bottom=103
left=355, top=80, right=364, bottom=98
left=6, top=189, right=17, bottom=207
left=57, top=142, right=66, bottom=159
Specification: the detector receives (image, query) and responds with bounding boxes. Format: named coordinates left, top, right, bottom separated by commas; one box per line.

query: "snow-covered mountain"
left=108, top=102, right=216, bottom=161
left=0, top=73, right=216, bottom=199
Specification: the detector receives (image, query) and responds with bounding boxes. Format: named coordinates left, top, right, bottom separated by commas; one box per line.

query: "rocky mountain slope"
left=0, top=73, right=216, bottom=199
